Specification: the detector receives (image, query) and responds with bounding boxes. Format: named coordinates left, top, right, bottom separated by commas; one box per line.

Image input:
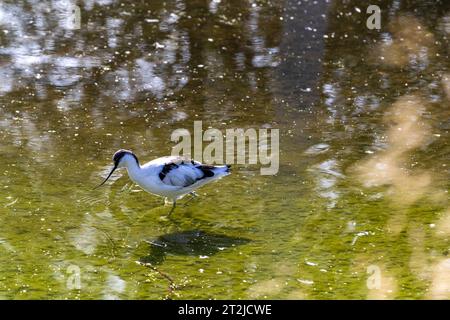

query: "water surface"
left=0, top=0, right=449, bottom=299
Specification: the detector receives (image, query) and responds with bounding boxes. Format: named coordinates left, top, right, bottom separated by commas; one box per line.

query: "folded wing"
left=158, top=157, right=217, bottom=188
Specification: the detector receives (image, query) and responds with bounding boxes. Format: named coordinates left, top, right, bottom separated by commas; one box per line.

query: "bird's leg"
left=183, top=191, right=199, bottom=207
left=167, top=200, right=176, bottom=217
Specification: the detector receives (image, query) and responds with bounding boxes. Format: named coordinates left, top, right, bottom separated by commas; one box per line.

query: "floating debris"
left=297, top=279, right=314, bottom=285
left=351, top=231, right=370, bottom=246
left=4, top=198, right=18, bottom=207
left=304, top=143, right=330, bottom=155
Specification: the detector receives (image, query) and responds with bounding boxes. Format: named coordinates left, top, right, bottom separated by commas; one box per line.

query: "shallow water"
left=0, top=0, right=449, bottom=299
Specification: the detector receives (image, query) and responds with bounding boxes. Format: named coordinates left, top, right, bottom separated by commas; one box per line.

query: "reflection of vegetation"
left=305, top=0, right=450, bottom=299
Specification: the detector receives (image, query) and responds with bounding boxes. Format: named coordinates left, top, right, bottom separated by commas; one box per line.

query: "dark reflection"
left=140, top=230, right=250, bottom=265
left=275, top=0, right=330, bottom=108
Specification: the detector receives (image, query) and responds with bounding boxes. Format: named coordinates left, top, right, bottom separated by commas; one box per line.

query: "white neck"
left=121, top=155, right=141, bottom=182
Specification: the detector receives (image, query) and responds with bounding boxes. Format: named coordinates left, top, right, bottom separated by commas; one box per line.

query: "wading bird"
left=95, top=149, right=231, bottom=216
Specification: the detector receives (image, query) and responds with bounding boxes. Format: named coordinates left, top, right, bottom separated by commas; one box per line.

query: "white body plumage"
left=96, top=150, right=231, bottom=215
left=122, top=154, right=230, bottom=200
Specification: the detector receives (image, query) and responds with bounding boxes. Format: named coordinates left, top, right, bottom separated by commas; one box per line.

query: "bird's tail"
left=200, top=164, right=231, bottom=179
left=214, top=164, right=231, bottom=175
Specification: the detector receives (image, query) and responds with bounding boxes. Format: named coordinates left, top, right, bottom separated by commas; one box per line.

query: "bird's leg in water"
left=183, top=191, right=199, bottom=207
left=167, top=201, right=176, bottom=217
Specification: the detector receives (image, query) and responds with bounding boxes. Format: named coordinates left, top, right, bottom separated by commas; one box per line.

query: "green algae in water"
left=0, top=0, right=449, bottom=299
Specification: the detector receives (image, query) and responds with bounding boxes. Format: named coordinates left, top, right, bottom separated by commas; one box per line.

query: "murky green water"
left=0, top=0, right=449, bottom=299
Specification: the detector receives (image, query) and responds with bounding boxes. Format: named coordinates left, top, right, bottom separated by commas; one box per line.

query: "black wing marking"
left=158, top=159, right=218, bottom=187
left=197, top=165, right=215, bottom=178
left=159, top=162, right=179, bottom=181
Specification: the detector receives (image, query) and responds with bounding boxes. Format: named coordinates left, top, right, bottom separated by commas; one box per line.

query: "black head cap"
left=113, top=149, right=138, bottom=165
left=94, top=150, right=139, bottom=189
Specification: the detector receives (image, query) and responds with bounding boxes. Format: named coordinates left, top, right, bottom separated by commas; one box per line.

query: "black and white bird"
left=96, top=149, right=231, bottom=215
